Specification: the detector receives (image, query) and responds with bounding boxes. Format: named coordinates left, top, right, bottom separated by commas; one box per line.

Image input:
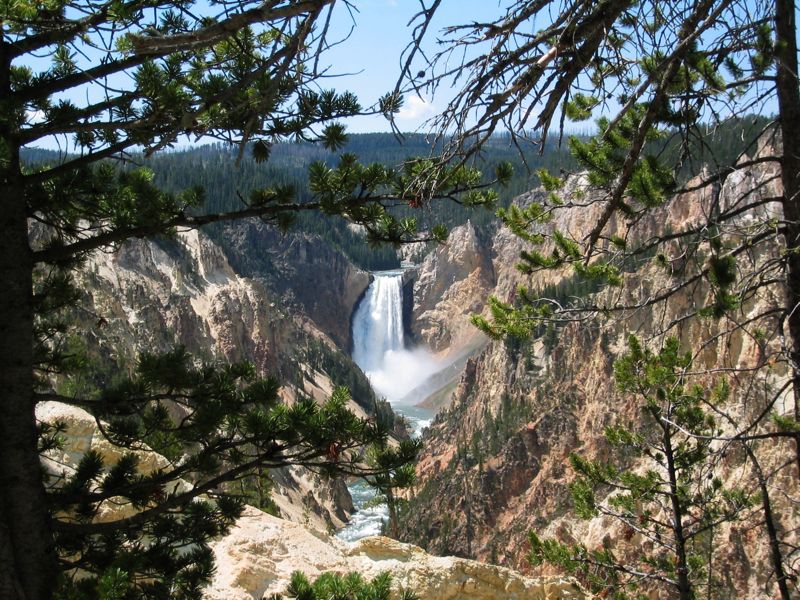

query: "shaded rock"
left=220, top=220, right=370, bottom=350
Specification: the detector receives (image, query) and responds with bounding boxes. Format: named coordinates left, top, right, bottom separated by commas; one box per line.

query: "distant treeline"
left=23, top=120, right=768, bottom=271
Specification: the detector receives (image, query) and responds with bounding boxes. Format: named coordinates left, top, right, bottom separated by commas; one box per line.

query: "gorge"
left=28, top=142, right=799, bottom=598
left=391, top=143, right=799, bottom=598
left=9, top=2, right=800, bottom=598
left=35, top=216, right=591, bottom=598
left=341, top=270, right=436, bottom=542
left=29, top=139, right=799, bottom=598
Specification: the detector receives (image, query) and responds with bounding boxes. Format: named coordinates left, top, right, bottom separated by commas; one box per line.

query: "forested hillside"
left=140, top=133, right=578, bottom=271
left=25, top=133, right=566, bottom=270
left=25, top=121, right=763, bottom=273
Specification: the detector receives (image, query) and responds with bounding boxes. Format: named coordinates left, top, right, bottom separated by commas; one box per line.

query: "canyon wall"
left=67, top=222, right=376, bottom=532
left=37, top=367, right=590, bottom=600
left=399, top=149, right=797, bottom=597
left=219, top=220, right=371, bottom=350
left=411, top=221, right=495, bottom=357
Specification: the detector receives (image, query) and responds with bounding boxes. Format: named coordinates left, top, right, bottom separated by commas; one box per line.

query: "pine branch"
left=32, top=202, right=322, bottom=264
left=129, top=0, right=331, bottom=55
left=24, top=141, right=136, bottom=185
left=8, top=0, right=118, bottom=57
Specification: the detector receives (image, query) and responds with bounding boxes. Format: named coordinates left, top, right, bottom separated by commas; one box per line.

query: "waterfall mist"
left=351, top=272, right=441, bottom=404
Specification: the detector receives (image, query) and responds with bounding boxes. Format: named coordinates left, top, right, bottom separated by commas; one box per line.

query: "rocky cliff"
left=69, top=223, right=377, bottom=532
left=398, top=147, right=797, bottom=597
left=219, top=220, right=371, bottom=350
left=206, top=506, right=590, bottom=600
left=37, top=379, right=590, bottom=600
left=411, top=221, right=494, bottom=357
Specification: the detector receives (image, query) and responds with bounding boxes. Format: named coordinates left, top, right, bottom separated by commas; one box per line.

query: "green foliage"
left=5, top=4, right=460, bottom=597
left=24, top=132, right=561, bottom=271
left=697, top=253, right=739, bottom=318
left=274, top=570, right=418, bottom=600
left=237, top=469, right=282, bottom=517
left=471, top=295, right=535, bottom=341
left=404, top=0, right=797, bottom=596
left=772, top=413, right=800, bottom=433
left=362, top=437, right=424, bottom=537
left=301, top=337, right=378, bottom=411
left=471, top=114, right=769, bottom=345
left=486, top=393, right=533, bottom=456
left=530, top=337, right=753, bottom=598
left=564, top=94, right=600, bottom=122
left=22, top=123, right=583, bottom=273
left=529, top=532, right=628, bottom=597
left=471, top=270, right=609, bottom=341
left=28, top=223, right=418, bottom=596
left=45, top=341, right=413, bottom=598
left=536, top=168, right=564, bottom=192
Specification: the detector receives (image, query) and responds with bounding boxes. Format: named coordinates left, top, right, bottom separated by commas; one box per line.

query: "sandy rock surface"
left=206, top=506, right=591, bottom=600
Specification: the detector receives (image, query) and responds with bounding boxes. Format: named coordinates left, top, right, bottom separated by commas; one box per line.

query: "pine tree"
left=529, top=337, right=753, bottom=598
left=0, top=2, right=505, bottom=598
left=274, top=570, right=419, bottom=600
left=402, top=1, right=800, bottom=595
left=361, top=439, right=422, bottom=539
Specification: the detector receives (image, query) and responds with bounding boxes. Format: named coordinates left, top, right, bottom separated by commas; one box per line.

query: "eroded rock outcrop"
left=221, top=220, right=371, bottom=350
left=70, top=227, right=377, bottom=532
left=205, top=506, right=590, bottom=600
left=38, top=400, right=590, bottom=600
left=399, top=146, right=797, bottom=597
left=411, top=221, right=494, bottom=356
left=36, top=401, right=194, bottom=524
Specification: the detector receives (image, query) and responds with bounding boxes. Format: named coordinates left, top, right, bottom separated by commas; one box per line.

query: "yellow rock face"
left=205, top=506, right=591, bottom=600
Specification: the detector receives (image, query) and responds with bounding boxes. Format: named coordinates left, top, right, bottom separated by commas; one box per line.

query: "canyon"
left=40, top=136, right=799, bottom=598
left=397, top=142, right=798, bottom=597
left=46, top=213, right=589, bottom=598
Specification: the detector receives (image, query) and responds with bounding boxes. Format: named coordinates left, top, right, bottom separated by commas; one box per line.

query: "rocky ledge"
left=37, top=396, right=590, bottom=600
left=206, top=506, right=591, bottom=600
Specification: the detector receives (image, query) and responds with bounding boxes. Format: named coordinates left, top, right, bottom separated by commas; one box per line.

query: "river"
left=336, top=270, right=438, bottom=542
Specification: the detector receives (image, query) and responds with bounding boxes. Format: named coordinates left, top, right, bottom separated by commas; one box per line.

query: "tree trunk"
left=662, top=424, right=692, bottom=600
left=745, top=445, right=791, bottom=600
left=386, top=487, right=399, bottom=538
left=0, top=43, right=57, bottom=600
left=775, top=0, right=800, bottom=476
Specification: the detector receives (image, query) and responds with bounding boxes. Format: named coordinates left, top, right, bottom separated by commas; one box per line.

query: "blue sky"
left=22, top=0, right=779, bottom=149
left=22, top=0, right=505, bottom=149
left=314, top=0, right=784, bottom=134
left=320, top=0, right=504, bottom=133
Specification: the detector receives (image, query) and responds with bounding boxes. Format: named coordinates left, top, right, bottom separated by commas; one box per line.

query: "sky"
left=21, top=0, right=782, bottom=150
left=311, top=0, right=504, bottom=133
left=21, top=0, right=506, bottom=149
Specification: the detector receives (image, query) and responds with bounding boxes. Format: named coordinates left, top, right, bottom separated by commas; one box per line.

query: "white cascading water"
left=351, top=271, right=441, bottom=403
left=337, top=271, right=437, bottom=542
left=352, top=273, right=405, bottom=376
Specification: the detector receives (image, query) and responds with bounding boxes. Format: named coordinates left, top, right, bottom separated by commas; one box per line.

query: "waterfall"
left=350, top=271, right=441, bottom=404
left=339, top=270, right=437, bottom=543
left=351, top=272, right=405, bottom=374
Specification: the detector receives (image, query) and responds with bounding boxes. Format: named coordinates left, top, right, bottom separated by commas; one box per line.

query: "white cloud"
left=396, top=96, right=435, bottom=122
